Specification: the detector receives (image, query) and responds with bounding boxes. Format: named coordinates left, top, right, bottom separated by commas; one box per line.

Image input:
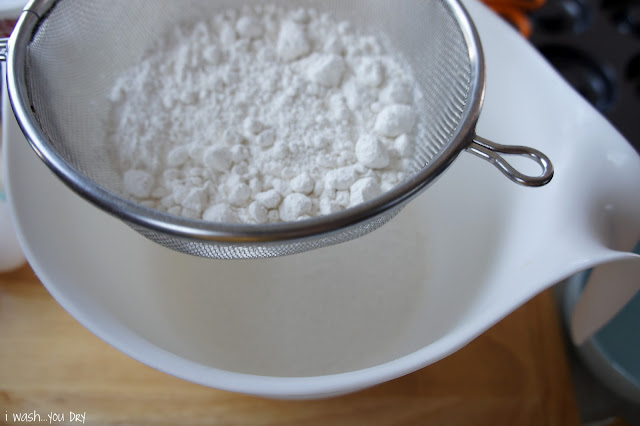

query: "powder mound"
left=106, top=4, right=423, bottom=224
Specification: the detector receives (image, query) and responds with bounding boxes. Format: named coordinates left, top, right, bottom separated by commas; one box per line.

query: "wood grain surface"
left=0, top=263, right=580, bottom=425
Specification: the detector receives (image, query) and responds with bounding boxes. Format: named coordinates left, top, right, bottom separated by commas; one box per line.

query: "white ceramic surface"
left=0, top=2, right=26, bottom=271
left=4, top=0, right=640, bottom=399
left=0, top=1, right=26, bottom=19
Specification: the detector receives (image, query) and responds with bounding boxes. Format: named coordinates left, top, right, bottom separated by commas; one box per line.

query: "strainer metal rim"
left=5, top=0, right=484, bottom=245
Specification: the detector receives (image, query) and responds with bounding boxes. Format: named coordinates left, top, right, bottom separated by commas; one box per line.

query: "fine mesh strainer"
left=2, top=0, right=553, bottom=259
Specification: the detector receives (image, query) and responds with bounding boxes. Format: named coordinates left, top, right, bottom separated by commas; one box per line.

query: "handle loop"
left=467, top=134, right=554, bottom=187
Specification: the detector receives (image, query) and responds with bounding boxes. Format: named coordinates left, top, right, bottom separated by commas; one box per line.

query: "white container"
left=0, top=1, right=25, bottom=19
left=0, top=0, right=26, bottom=272
left=3, top=0, right=640, bottom=399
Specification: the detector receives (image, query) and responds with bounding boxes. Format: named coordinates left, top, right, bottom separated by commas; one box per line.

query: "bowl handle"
left=467, top=134, right=554, bottom=187
left=564, top=133, right=640, bottom=345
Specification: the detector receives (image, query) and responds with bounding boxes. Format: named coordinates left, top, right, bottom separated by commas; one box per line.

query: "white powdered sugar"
left=107, top=4, right=422, bottom=223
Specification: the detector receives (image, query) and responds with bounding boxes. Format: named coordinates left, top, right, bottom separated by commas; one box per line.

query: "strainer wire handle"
left=467, top=135, right=554, bottom=187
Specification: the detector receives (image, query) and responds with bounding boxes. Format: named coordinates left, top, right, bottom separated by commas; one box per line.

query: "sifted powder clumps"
left=107, top=4, right=421, bottom=224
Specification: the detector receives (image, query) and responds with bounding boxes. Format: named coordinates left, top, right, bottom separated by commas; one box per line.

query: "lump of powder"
left=106, top=4, right=423, bottom=224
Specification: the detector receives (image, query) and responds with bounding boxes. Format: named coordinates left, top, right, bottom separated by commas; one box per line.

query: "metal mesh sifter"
left=1, top=0, right=553, bottom=259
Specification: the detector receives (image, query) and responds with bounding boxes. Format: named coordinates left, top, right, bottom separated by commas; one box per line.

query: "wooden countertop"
left=0, top=263, right=580, bottom=425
